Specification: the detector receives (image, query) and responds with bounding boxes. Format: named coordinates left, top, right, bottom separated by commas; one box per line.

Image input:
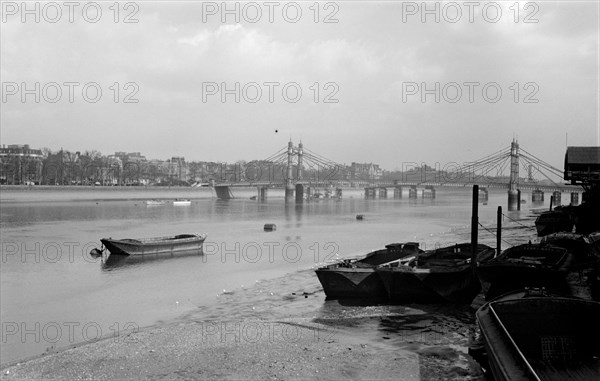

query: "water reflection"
left=101, top=251, right=204, bottom=270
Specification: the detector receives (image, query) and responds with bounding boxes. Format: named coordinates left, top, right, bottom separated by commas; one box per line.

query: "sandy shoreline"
left=1, top=319, right=421, bottom=380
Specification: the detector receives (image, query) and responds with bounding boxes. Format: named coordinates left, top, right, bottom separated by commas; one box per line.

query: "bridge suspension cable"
left=302, top=148, right=340, bottom=167
left=516, top=147, right=565, bottom=188
left=449, top=145, right=512, bottom=180
left=519, top=148, right=564, bottom=177
left=263, top=147, right=288, bottom=163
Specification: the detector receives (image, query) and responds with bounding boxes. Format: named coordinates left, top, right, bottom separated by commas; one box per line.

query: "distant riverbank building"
left=350, top=162, right=382, bottom=180
left=0, top=144, right=44, bottom=185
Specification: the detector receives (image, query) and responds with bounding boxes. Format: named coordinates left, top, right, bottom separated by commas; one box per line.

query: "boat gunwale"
left=487, top=302, right=543, bottom=381
left=380, top=246, right=494, bottom=272
left=482, top=244, right=570, bottom=268
left=479, top=295, right=600, bottom=381
left=101, top=234, right=207, bottom=246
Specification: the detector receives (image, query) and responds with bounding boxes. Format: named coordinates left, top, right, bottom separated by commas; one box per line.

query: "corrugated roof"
left=565, top=147, right=600, bottom=165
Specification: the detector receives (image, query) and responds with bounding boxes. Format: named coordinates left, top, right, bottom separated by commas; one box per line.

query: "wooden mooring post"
left=471, top=185, right=479, bottom=269
left=497, top=206, right=502, bottom=257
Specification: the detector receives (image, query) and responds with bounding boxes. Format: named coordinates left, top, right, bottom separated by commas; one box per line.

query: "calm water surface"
left=1, top=186, right=540, bottom=371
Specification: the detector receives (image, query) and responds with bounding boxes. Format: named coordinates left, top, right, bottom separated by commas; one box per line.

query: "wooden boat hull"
left=541, top=232, right=600, bottom=269
left=315, top=243, right=421, bottom=299
left=377, top=267, right=446, bottom=302
left=476, top=292, right=600, bottom=381
left=377, top=244, right=495, bottom=304
left=535, top=210, right=573, bottom=237
left=477, top=265, right=569, bottom=301
left=315, top=268, right=385, bottom=299
left=377, top=264, right=483, bottom=303
left=101, top=234, right=206, bottom=256
left=476, top=244, right=572, bottom=300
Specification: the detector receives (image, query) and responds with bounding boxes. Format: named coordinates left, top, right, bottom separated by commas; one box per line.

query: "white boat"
left=145, top=200, right=167, bottom=206
left=173, top=199, right=191, bottom=205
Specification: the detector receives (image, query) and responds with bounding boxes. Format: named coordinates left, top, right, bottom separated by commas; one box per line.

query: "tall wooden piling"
left=471, top=185, right=479, bottom=269
left=497, top=206, right=502, bottom=257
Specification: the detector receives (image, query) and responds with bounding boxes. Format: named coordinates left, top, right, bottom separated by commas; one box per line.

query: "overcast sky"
left=1, top=1, right=598, bottom=171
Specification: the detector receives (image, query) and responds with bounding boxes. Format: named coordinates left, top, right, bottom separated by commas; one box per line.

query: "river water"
left=0, top=186, right=540, bottom=376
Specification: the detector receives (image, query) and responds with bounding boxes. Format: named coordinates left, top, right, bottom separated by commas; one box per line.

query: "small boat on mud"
left=529, top=207, right=548, bottom=215
left=476, top=289, right=600, bottom=381
left=476, top=243, right=572, bottom=300
left=377, top=243, right=495, bottom=304
left=535, top=207, right=574, bottom=237
left=100, top=233, right=207, bottom=256
left=315, top=242, right=422, bottom=299
left=540, top=232, right=600, bottom=269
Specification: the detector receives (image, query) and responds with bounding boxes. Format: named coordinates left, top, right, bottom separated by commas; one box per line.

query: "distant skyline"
left=2, top=1, right=599, bottom=171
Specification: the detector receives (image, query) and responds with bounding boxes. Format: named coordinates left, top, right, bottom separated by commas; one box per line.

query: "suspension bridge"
left=213, top=139, right=584, bottom=209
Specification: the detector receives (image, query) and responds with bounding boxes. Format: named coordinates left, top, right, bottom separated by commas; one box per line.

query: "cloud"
left=1, top=2, right=597, bottom=168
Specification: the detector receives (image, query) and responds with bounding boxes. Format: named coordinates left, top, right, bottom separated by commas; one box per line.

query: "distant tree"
left=188, top=162, right=203, bottom=182
left=41, top=147, right=53, bottom=158
left=84, top=150, right=102, bottom=159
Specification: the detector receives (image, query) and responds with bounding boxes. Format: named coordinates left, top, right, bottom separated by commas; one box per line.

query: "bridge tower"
left=295, top=142, right=305, bottom=202
left=297, top=141, right=303, bottom=181
left=285, top=140, right=295, bottom=200
left=508, top=139, right=520, bottom=210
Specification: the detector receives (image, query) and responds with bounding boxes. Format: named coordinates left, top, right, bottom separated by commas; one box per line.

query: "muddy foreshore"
left=1, top=318, right=422, bottom=381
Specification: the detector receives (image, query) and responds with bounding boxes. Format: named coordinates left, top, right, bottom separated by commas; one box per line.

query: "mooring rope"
left=478, top=221, right=514, bottom=246
left=502, top=213, right=534, bottom=229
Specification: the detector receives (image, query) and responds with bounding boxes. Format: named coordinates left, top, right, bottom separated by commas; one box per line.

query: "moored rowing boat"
left=476, top=243, right=572, bottom=300
left=315, top=242, right=421, bottom=299
left=377, top=243, right=495, bottom=303
left=100, top=233, right=206, bottom=256
left=476, top=289, right=600, bottom=381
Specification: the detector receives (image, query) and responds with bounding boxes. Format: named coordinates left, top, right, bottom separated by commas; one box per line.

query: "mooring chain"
left=501, top=213, right=534, bottom=229
left=478, top=221, right=514, bottom=246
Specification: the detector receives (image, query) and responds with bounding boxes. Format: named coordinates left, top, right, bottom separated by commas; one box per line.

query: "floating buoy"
left=264, top=223, right=276, bottom=231
left=89, top=248, right=103, bottom=257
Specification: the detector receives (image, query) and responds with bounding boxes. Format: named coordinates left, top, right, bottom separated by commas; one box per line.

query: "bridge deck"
left=215, top=182, right=581, bottom=192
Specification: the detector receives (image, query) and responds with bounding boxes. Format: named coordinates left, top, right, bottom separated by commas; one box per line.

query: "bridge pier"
left=393, top=187, right=402, bottom=199
left=364, top=187, right=376, bottom=199
left=295, top=184, right=304, bottom=203
left=285, top=186, right=294, bottom=201
left=379, top=187, right=387, bottom=198
left=479, top=187, right=488, bottom=202
left=305, top=186, right=312, bottom=200
left=508, top=190, right=518, bottom=211
left=423, top=186, right=436, bottom=199
left=258, top=186, right=268, bottom=201
left=570, top=192, right=579, bottom=206
left=532, top=189, right=544, bottom=203
left=215, top=185, right=234, bottom=200
left=553, top=191, right=562, bottom=207
left=409, top=186, right=418, bottom=199
left=336, top=188, right=342, bottom=199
